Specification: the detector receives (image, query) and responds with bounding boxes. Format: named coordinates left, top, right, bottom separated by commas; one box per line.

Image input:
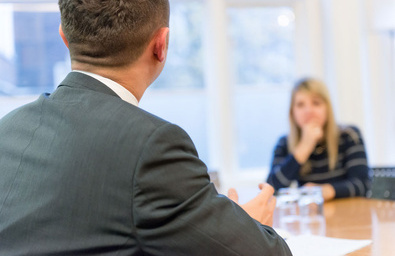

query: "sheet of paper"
left=285, top=235, right=372, bottom=256
left=274, top=228, right=293, bottom=240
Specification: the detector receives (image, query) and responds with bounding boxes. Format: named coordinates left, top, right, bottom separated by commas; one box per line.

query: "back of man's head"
left=58, top=0, right=170, bottom=68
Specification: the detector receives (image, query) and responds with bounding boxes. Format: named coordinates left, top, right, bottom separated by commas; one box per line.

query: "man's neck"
left=71, top=63, right=149, bottom=102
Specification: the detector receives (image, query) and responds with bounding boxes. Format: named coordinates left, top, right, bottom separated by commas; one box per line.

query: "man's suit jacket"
left=0, top=72, right=291, bottom=255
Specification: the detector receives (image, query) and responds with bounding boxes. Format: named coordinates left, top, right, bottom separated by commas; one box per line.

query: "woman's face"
left=292, top=90, right=328, bottom=128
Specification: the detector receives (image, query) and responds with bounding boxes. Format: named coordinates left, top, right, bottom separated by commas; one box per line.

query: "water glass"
left=298, top=186, right=326, bottom=235
left=277, top=187, right=300, bottom=234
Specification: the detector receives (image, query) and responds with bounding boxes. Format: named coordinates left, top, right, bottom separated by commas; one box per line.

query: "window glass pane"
left=234, top=88, right=290, bottom=170
left=0, top=3, right=69, bottom=96
left=227, top=7, right=295, bottom=170
left=0, top=1, right=205, bottom=95
left=153, top=1, right=204, bottom=90
left=228, top=7, right=295, bottom=87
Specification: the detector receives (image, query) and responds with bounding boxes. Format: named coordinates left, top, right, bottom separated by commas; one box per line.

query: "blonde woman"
left=266, top=78, right=370, bottom=201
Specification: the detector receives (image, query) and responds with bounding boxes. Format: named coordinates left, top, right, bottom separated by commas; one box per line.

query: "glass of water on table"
left=298, top=186, right=326, bottom=236
left=277, top=187, right=301, bottom=235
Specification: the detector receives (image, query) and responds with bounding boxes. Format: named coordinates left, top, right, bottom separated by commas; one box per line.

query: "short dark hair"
left=58, top=0, right=170, bottom=67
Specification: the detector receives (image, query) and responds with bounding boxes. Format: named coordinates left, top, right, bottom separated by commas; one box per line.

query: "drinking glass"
left=277, top=187, right=301, bottom=235
left=298, top=186, right=326, bottom=235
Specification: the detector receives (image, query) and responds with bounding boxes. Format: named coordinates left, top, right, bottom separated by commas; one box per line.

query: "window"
left=228, top=7, right=295, bottom=87
left=0, top=3, right=68, bottom=96
left=227, top=6, right=296, bottom=170
left=152, top=1, right=204, bottom=90
left=0, top=1, right=205, bottom=94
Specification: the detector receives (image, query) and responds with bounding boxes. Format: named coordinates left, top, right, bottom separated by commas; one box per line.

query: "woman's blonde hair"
left=288, top=78, right=339, bottom=171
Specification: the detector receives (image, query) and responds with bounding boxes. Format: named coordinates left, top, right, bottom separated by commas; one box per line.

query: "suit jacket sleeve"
left=133, top=123, right=291, bottom=256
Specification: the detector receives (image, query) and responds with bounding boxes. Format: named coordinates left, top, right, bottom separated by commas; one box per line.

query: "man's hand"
left=228, top=183, right=276, bottom=226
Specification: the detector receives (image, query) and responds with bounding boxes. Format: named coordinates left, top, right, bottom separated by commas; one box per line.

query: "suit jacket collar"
left=57, top=72, right=120, bottom=99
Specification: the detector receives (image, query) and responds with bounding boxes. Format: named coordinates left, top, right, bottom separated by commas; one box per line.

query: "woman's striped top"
left=266, top=126, right=371, bottom=198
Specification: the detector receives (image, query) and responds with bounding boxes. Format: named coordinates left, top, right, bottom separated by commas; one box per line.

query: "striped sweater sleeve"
left=331, top=126, right=371, bottom=198
left=266, top=136, right=301, bottom=191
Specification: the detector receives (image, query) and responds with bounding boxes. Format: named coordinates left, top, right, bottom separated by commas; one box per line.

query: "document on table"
left=285, top=235, right=372, bottom=256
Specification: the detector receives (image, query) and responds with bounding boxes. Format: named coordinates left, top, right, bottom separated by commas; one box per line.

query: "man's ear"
left=153, top=27, right=169, bottom=63
left=59, top=24, right=69, bottom=48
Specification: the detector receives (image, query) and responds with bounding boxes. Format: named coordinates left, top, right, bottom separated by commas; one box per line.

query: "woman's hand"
left=304, top=182, right=335, bottom=201
left=294, top=119, right=324, bottom=164
left=301, top=120, right=324, bottom=146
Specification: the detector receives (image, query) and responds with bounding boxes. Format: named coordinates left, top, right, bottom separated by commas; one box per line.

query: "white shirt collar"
left=72, top=70, right=139, bottom=107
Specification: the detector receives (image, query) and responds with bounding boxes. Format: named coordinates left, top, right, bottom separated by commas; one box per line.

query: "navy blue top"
left=266, top=126, right=371, bottom=198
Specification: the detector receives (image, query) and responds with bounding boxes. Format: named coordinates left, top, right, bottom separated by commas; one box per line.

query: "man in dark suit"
left=0, top=0, right=291, bottom=255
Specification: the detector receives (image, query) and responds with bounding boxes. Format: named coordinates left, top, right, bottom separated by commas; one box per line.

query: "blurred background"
left=1, top=0, right=394, bottom=200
